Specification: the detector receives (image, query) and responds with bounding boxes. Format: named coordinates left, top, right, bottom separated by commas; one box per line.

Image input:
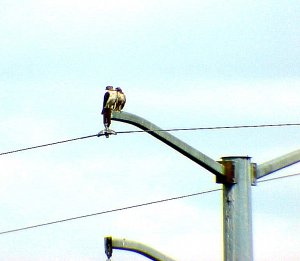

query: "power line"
left=1, top=122, right=300, bottom=156
left=0, top=189, right=220, bottom=236
left=1, top=172, right=299, bottom=236
left=117, top=122, right=300, bottom=134
left=257, top=172, right=300, bottom=183
left=0, top=134, right=97, bottom=156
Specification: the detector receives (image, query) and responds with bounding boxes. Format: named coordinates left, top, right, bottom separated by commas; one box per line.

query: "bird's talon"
left=97, top=129, right=117, bottom=138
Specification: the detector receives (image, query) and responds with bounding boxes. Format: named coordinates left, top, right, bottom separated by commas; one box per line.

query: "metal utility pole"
left=220, top=157, right=253, bottom=261
left=110, top=111, right=300, bottom=261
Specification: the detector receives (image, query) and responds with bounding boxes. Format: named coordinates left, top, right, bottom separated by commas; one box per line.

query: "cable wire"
left=1, top=122, right=300, bottom=156
left=1, top=172, right=299, bottom=236
left=117, top=122, right=300, bottom=134
left=0, top=134, right=97, bottom=156
left=0, top=189, right=220, bottom=236
left=257, top=172, right=300, bottom=183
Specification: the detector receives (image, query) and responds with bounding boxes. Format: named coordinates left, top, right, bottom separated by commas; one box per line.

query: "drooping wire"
left=0, top=188, right=221, bottom=236
left=0, top=134, right=98, bottom=156
left=117, top=123, right=300, bottom=134
left=257, top=172, right=300, bottom=183
left=0, top=172, right=299, bottom=236
left=1, top=122, right=300, bottom=156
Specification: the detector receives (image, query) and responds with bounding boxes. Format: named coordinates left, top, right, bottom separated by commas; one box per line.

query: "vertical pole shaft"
left=222, top=157, right=253, bottom=261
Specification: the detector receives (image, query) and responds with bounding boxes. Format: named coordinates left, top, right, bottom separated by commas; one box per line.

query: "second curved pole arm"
left=112, top=111, right=224, bottom=177
left=257, top=149, right=300, bottom=179
left=105, top=236, right=176, bottom=261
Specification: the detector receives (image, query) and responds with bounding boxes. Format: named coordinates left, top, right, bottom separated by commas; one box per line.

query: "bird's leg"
left=104, top=123, right=110, bottom=138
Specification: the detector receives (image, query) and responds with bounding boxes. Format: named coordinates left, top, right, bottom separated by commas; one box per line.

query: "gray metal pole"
left=222, top=157, right=253, bottom=261
left=109, top=111, right=300, bottom=260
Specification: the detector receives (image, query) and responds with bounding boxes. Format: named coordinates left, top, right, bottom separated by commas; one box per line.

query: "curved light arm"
left=112, top=111, right=224, bottom=177
left=105, top=236, right=176, bottom=261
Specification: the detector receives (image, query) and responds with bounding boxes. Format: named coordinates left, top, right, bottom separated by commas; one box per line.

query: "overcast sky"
left=1, top=1, right=299, bottom=260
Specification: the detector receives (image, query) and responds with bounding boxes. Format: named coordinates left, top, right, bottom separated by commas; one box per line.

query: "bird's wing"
left=103, top=92, right=110, bottom=109
left=120, top=93, right=126, bottom=110
left=117, top=92, right=122, bottom=105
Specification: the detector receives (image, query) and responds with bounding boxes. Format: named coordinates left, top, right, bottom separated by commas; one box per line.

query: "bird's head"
left=115, top=87, right=123, bottom=92
left=105, top=86, right=114, bottom=90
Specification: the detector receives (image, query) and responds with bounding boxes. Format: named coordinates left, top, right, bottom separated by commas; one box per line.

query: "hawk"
left=102, top=86, right=117, bottom=129
left=115, top=87, right=126, bottom=112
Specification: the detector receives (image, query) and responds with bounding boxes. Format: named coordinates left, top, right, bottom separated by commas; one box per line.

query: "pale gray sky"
left=0, top=1, right=299, bottom=260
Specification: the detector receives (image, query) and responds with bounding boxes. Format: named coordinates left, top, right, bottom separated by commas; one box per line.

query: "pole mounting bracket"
left=216, top=161, right=236, bottom=185
left=251, top=163, right=257, bottom=186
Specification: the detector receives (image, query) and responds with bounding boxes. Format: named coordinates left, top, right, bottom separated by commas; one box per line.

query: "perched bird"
left=101, top=86, right=117, bottom=129
left=102, top=86, right=117, bottom=112
left=115, top=87, right=126, bottom=112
